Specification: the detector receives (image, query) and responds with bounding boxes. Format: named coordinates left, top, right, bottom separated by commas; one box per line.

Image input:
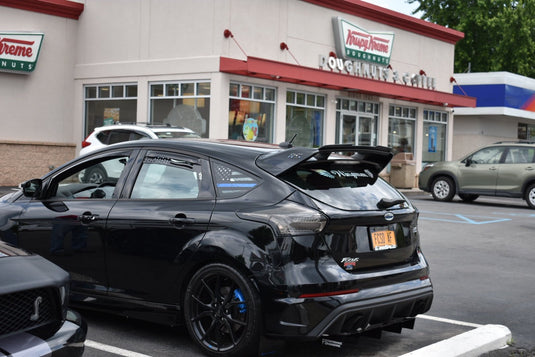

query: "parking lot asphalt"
left=0, top=185, right=515, bottom=356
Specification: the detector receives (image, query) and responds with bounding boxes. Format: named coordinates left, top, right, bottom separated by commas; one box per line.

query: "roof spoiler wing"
left=256, top=145, right=393, bottom=176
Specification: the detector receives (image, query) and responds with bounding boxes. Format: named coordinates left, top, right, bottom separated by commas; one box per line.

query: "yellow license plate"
left=371, top=230, right=397, bottom=251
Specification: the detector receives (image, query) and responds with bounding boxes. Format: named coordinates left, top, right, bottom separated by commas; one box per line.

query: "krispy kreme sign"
left=0, top=32, right=44, bottom=73
left=322, top=17, right=436, bottom=90
left=332, top=17, right=394, bottom=65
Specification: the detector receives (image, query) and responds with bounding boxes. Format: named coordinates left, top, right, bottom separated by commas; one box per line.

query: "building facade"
left=452, top=71, right=535, bottom=159
left=0, top=0, right=475, bottom=186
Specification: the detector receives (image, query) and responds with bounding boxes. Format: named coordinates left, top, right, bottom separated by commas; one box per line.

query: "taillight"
left=81, top=136, right=91, bottom=148
left=237, top=201, right=327, bottom=236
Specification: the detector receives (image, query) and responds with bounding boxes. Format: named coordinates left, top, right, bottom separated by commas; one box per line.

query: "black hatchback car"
left=0, top=139, right=432, bottom=356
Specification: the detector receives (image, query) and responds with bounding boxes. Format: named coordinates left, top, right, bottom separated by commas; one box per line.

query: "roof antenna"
left=279, top=133, right=297, bottom=149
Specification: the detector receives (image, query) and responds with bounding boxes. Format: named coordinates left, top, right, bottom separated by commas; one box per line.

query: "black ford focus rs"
left=0, top=139, right=432, bottom=356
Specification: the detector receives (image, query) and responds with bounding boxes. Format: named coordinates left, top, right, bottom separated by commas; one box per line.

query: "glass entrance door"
left=339, top=113, right=376, bottom=146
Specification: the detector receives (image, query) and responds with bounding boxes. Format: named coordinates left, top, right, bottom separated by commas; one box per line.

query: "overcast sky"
left=361, top=0, right=422, bottom=17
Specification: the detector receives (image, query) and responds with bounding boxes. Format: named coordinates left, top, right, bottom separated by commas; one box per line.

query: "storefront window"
left=228, top=83, right=275, bottom=142
left=149, top=81, right=211, bottom=137
left=422, top=110, right=448, bottom=165
left=285, top=90, right=325, bottom=147
left=84, top=83, right=137, bottom=136
left=335, top=99, right=378, bottom=146
left=518, top=123, right=535, bottom=140
left=388, top=105, right=416, bottom=155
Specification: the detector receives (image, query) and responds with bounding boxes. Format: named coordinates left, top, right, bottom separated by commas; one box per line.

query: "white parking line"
left=85, top=340, right=152, bottom=357
left=85, top=316, right=484, bottom=356
left=419, top=314, right=483, bottom=328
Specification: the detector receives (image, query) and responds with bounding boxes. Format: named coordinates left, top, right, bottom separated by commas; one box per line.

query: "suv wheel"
left=525, top=184, right=535, bottom=209
left=184, top=263, right=261, bottom=356
left=458, top=193, right=479, bottom=202
left=431, top=176, right=455, bottom=202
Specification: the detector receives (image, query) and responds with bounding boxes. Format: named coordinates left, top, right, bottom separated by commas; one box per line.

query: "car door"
left=457, top=146, right=505, bottom=194
left=12, top=149, right=136, bottom=296
left=104, top=150, right=215, bottom=305
left=496, top=146, right=535, bottom=195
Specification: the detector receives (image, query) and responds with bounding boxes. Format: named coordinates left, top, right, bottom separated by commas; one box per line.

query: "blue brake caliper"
left=233, top=289, right=247, bottom=313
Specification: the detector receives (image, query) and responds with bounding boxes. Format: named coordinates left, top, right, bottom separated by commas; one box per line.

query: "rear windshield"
left=279, top=162, right=404, bottom=210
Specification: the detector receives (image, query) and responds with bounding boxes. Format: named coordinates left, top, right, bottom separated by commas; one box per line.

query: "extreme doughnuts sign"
left=322, top=17, right=436, bottom=90
left=0, top=32, right=44, bottom=74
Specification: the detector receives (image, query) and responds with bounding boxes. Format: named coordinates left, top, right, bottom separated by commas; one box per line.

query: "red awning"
left=220, top=56, right=476, bottom=108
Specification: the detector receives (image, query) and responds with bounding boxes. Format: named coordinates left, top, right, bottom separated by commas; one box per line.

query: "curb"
left=398, top=324, right=512, bottom=357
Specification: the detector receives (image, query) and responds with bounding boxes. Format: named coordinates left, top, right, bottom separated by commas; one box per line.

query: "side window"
left=96, top=131, right=111, bottom=144
left=53, top=155, right=130, bottom=199
left=470, top=147, right=504, bottom=164
left=212, top=161, right=260, bottom=198
left=107, top=130, right=140, bottom=144
left=504, top=147, right=534, bottom=164
left=131, top=156, right=203, bottom=199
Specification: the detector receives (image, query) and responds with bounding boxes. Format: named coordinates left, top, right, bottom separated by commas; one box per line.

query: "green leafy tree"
left=408, top=0, right=535, bottom=77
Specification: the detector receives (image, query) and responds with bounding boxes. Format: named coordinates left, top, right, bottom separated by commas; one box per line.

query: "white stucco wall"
left=0, top=6, right=78, bottom=144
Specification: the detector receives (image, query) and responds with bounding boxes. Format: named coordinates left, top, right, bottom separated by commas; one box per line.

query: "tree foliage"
left=408, top=0, right=535, bottom=77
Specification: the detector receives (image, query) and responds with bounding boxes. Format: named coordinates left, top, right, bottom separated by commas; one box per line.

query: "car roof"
left=491, top=141, right=535, bottom=147
left=92, top=124, right=195, bottom=133
left=103, top=138, right=277, bottom=172
left=103, top=139, right=393, bottom=176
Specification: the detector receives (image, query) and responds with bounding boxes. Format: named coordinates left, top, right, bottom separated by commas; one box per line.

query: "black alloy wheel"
left=184, top=263, right=262, bottom=357
left=431, top=176, right=455, bottom=202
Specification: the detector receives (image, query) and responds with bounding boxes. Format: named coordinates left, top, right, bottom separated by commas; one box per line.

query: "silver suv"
left=418, top=141, right=535, bottom=208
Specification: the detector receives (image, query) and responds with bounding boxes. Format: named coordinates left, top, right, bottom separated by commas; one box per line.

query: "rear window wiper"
left=377, top=198, right=406, bottom=209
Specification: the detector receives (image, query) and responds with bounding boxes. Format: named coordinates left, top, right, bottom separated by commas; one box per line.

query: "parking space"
left=81, top=311, right=479, bottom=357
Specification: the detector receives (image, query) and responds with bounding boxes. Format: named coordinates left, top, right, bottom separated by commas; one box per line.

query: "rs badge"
left=341, top=257, right=359, bottom=271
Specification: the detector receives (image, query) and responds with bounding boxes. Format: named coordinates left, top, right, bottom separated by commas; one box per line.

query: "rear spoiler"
left=256, top=145, right=393, bottom=176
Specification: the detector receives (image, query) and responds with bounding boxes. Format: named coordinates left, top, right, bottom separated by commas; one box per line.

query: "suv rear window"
left=280, top=162, right=404, bottom=210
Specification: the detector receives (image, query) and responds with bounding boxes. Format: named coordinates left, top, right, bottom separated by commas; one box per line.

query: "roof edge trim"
left=220, top=56, right=476, bottom=108
left=0, top=0, right=84, bottom=20
left=301, top=0, right=463, bottom=44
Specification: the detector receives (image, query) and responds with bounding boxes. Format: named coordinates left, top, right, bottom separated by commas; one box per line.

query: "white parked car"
left=80, top=123, right=200, bottom=156
left=79, top=123, right=200, bottom=184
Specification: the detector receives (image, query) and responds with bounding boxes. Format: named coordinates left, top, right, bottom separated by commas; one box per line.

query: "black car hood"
left=0, top=241, right=69, bottom=294
left=256, top=145, right=393, bottom=177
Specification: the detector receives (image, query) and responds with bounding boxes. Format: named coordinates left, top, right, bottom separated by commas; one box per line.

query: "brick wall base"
left=0, top=141, right=76, bottom=186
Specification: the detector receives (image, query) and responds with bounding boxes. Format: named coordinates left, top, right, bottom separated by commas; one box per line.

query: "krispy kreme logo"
left=0, top=33, right=44, bottom=73
left=332, top=17, right=394, bottom=65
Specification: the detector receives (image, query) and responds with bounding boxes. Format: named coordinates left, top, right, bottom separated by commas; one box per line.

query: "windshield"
left=279, top=162, right=404, bottom=210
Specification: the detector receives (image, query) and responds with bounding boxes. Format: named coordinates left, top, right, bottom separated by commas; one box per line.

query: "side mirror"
left=20, top=178, right=43, bottom=198
left=465, top=158, right=472, bottom=167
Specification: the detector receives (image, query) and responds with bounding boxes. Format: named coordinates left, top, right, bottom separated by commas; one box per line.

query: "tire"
left=431, top=176, right=456, bottom=202
left=184, top=263, right=262, bottom=357
left=458, top=193, right=479, bottom=202
left=82, top=166, right=106, bottom=184
left=525, top=184, right=535, bottom=209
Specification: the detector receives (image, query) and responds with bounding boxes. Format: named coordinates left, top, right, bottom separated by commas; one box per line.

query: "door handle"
left=78, top=212, right=99, bottom=224
left=489, top=167, right=497, bottom=171
left=170, top=215, right=195, bottom=227
left=526, top=166, right=534, bottom=171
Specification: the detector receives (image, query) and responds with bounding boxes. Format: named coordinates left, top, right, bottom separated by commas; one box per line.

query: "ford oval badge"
left=384, top=212, right=394, bottom=221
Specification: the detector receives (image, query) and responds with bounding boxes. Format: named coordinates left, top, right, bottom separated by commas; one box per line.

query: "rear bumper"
left=0, top=310, right=87, bottom=357
left=265, top=278, right=433, bottom=339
